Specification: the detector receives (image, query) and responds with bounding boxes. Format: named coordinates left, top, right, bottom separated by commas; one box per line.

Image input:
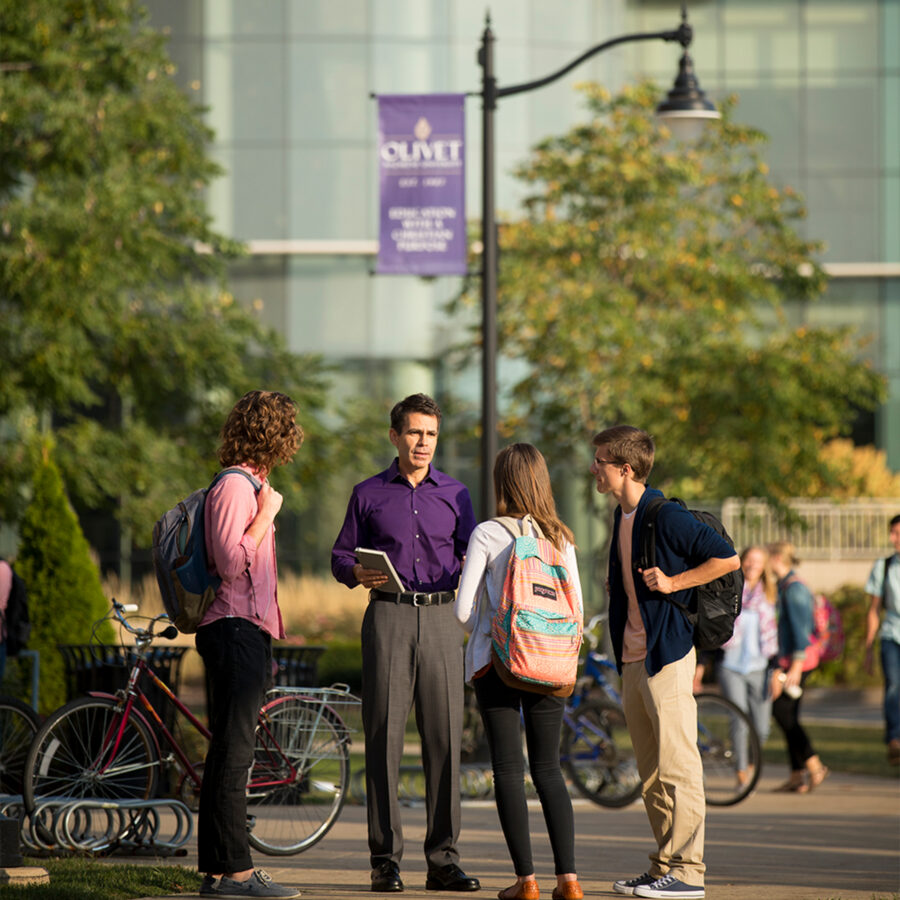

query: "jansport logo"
left=532, top=584, right=557, bottom=601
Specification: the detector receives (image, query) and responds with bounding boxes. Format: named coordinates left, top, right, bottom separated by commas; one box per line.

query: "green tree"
left=16, top=446, right=115, bottom=714
left=0, top=0, right=331, bottom=545
left=453, top=83, right=885, bottom=504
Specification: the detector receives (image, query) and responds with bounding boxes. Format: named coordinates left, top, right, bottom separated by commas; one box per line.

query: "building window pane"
left=807, top=78, right=878, bottom=173
left=205, top=41, right=286, bottom=143
left=806, top=175, right=878, bottom=262
left=804, top=0, right=879, bottom=74
left=288, top=40, right=369, bottom=143
left=288, top=148, right=371, bottom=239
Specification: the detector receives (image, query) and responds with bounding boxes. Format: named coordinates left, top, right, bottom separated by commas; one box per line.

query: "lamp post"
left=477, top=4, right=718, bottom=517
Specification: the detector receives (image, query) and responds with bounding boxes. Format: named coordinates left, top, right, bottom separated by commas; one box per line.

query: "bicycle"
left=0, top=695, right=41, bottom=797
left=23, top=600, right=357, bottom=854
left=560, top=615, right=761, bottom=807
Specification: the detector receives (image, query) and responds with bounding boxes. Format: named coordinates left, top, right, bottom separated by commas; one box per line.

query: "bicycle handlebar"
left=110, top=599, right=178, bottom=641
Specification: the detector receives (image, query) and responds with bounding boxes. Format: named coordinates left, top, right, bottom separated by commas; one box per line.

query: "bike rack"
left=1, top=795, right=193, bottom=856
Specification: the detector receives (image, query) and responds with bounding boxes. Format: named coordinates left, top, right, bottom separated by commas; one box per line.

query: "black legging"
left=473, top=666, right=576, bottom=876
left=772, top=671, right=816, bottom=771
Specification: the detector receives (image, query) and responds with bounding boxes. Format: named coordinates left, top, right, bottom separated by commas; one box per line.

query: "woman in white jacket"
left=454, top=443, right=583, bottom=900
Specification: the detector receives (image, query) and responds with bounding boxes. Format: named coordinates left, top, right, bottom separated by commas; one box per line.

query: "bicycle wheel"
left=560, top=698, right=641, bottom=808
left=23, top=697, right=159, bottom=813
left=247, top=694, right=350, bottom=855
left=695, top=693, right=761, bottom=806
left=0, top=696, right=40, bottom=796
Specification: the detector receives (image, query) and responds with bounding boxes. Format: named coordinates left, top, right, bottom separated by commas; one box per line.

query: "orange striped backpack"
left=490, top=516, right=583, bottom=696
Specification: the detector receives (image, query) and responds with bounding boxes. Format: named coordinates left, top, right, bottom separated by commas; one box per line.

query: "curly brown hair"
left=218, top=390, right=302, bottom=473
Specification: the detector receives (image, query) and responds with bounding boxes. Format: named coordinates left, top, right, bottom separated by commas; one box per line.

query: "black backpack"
left=2, top=561, right=31, bottom=657
left=638, top=497, right=743, bottom=651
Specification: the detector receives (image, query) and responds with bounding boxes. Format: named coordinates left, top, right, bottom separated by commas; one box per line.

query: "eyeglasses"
left=593, top=458, right=620, bottom=467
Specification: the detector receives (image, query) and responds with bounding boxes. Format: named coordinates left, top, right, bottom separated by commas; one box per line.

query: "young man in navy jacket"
left=591, top=425, right=739, bottom=900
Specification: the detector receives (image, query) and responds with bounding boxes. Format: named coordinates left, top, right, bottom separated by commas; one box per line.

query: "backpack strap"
left=492, top=515, right=545, bottom=540
left=637, top=496, right=669, bottom=572
left=208, top=467, right=264, bottom=620
left=637, top=496, right=693, bottom=616
left=210, top=467, right=262, bottom=493
left=883, top=555, right=897, bottom=601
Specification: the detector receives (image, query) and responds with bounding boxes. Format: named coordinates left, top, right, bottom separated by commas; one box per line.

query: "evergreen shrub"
left=318, top=640, right=362, bottom=692
left=16, top=448, right=115, bottom=715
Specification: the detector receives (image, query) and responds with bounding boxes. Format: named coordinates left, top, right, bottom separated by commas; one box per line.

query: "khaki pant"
left=622, top=649, right=706, bottom=887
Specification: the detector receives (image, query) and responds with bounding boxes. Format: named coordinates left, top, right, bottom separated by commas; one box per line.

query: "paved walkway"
left=7, top=688, right=897, bottom=899
left=107, top=769, right=899, bottom=900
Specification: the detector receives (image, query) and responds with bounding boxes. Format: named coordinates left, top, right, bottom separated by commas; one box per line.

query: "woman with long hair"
left=454, top=443, right=583, bottom=900
left=718, top=546, right=778, bottom=785
left=767, top=541, right=829, bottom=793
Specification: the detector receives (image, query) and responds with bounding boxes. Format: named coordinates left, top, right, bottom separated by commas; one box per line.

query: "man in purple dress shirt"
left=332, top=394, right=479, bottom=894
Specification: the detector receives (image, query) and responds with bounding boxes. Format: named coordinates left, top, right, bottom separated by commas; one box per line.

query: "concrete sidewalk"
left=118, top=767, right=899, bottom=900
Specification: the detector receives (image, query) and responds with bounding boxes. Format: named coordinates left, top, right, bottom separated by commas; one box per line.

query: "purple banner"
left=377, top=93, right=466, bottom=276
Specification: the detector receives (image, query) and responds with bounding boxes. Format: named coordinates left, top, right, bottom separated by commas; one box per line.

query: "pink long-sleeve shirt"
left=201, top=465, right=285, bottom=639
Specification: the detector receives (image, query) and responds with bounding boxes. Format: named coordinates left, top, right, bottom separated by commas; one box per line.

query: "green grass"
left=0, top=860, right=201, bottom=898
left=762, top=723, right=900, bottom=779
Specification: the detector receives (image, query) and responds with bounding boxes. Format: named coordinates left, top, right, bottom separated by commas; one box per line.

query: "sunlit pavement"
left=122, top=765, right=900, bottom=900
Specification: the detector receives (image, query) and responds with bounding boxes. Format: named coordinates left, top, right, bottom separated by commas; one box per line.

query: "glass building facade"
left=143, top=0, right=900, bottom=584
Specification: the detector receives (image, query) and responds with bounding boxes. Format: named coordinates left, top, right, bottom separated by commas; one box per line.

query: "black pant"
left=196, top=617, right=272, bottom=874
left=474, top=666, right=576, bottom=876
left=772, top=671, right=815, bottom=771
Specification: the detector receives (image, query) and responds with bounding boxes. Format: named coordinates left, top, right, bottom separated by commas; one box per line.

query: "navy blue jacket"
left=608, top=487, right=737, bottom=676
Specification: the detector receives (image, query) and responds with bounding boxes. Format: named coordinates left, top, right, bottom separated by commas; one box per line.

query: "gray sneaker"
left=200, top=876, right=220, bottom=896
left=212, top=870, right=301, bottom=898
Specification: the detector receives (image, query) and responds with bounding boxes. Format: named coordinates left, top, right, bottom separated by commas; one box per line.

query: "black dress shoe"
left=371, top=861, right=404, bottom=893
left=425, top=863, right=480, bottom=892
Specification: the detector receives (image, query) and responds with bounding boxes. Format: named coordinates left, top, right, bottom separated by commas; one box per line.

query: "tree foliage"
left=0, top=0, right=332, bottom=546
left=16, top=447, right=115, bottom=714
left=802, top=440, right=900, bottom=500
left=453, top=83, right=886, bottom=504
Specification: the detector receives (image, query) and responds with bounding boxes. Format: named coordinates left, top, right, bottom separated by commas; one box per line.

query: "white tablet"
left=354, top=548, right=407, bottom=593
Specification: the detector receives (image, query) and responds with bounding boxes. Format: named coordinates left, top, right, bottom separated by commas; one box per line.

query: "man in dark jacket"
left=591, top=425, right=739, bottom=900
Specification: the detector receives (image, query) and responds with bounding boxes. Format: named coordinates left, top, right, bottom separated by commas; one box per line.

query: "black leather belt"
left=370, top=589, right=455, bottom=606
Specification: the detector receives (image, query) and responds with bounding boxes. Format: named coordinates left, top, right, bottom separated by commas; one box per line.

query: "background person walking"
left=695, top=546, right=777, bottom=786
left=767, top=542, right=829, bottom=794
left=864, top=514, right=900, bottom=765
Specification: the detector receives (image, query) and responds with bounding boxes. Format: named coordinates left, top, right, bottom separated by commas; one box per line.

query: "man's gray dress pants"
left=361, top=598, right=464, bottom=870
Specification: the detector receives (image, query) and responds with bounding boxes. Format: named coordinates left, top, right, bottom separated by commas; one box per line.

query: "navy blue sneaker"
left=634, top=873, right=704, bottom=899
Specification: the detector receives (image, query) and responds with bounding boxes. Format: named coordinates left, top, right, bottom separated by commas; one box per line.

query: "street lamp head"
left=656, top=50, right=720, bottom=140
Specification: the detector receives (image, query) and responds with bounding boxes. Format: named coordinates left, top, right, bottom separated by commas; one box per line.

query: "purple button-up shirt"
left=331, top=459, right=476, bottom=593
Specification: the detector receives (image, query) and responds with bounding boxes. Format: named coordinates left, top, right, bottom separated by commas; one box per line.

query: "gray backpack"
left=151, top=468, right=259, bottom=633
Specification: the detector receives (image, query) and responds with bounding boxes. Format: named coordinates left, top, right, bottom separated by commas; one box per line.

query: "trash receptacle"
left=272, top=645, right=326, bottom=688
left=57, top=643, right=188, bottom=734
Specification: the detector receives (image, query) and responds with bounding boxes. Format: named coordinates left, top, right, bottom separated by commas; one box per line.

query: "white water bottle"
left=778, top=671, right=802, bottom=699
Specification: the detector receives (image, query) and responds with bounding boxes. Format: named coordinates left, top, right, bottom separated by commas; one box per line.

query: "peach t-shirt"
left=619, top=509, right=647, bottom=663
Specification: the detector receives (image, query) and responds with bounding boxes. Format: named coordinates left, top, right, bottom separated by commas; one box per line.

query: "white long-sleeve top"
left=453, top=518, right=583, bottom=684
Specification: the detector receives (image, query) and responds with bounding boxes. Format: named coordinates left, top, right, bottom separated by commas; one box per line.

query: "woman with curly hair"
left=196, top=390, right=303, bottom=899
